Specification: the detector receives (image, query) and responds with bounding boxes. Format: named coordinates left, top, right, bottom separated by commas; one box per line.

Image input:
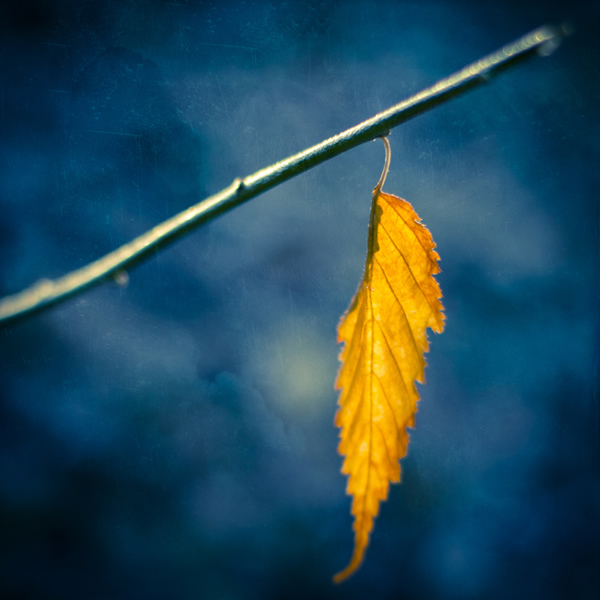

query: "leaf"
left=333, top=139, right=445, bottom=583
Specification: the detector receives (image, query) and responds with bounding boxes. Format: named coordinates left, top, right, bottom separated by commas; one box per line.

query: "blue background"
left=1, top=1, right=598, bottom=598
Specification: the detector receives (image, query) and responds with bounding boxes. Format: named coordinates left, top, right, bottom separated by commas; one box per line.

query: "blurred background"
left=0, top=1, right=598, bottom=598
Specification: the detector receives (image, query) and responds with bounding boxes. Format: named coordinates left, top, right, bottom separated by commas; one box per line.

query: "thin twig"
left=0, top=25, right=563, bottom=326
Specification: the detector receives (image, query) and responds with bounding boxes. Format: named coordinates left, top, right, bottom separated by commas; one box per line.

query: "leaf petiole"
left=375, top=136, right=392, bottom=193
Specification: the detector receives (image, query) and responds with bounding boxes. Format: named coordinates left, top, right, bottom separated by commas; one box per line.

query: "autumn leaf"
left=333, top=137, right=445, bottom=583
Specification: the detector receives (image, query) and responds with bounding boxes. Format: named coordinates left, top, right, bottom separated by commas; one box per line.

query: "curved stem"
left=0, top=25, right=563, bottom=326
left=375, top=136, right=391, bottom=192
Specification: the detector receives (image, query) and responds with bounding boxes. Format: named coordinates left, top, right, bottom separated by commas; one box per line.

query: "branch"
left=0, top=25, right=563, bottom=326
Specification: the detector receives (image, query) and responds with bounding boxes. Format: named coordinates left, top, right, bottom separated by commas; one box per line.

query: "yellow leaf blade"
left=334, top=186, right=445, bottom=583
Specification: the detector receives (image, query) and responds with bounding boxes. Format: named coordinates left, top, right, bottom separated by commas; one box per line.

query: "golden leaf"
left=334, top=138, right=445, bottom=582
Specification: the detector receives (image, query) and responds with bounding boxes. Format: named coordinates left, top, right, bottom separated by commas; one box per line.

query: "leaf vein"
left=378, top=221, right=438, bottom=318
left=383, top=194, right=438, bottom=268
left=373, top=255, right=422, bottom=360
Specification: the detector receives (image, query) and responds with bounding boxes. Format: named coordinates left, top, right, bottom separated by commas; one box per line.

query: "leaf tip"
left=332, top=548, right=365, bottom=584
